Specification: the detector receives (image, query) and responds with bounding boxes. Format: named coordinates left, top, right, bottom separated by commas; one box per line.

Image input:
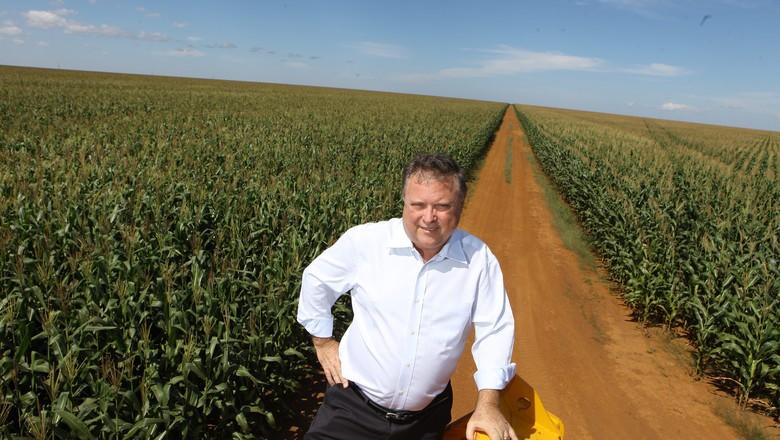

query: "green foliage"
left=0, top=66, right=506, bottom=438
left=516, top=105, right=779, bottom=416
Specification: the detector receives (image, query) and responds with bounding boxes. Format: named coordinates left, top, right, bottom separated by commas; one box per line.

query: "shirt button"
left=410, top=331, right=415, bottom=335
left=406, top=363, right=411, bottom=367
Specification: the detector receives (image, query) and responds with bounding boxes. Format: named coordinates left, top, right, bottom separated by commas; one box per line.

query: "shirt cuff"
left=298, top=317, right=334, bottom=338
left=474, top=362, right=517, bottom=390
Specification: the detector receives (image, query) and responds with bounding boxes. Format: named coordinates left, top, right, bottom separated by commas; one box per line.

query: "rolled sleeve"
left=471, top=248, right=516, bottom=391
left=297, top=229, right=358, bottom=338
left=297, top=317, right=334, bottom=339
left=474, top=363, right=517, bottom=390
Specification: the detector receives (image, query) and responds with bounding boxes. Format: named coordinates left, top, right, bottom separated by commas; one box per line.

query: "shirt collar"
left=388, top=218, right=468, bottom=265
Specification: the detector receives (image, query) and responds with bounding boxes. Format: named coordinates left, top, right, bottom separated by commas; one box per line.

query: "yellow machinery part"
left=443, top=375, right=564, bottom=440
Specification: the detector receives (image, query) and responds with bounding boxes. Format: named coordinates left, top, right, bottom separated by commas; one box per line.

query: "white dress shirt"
left=297, top=218, right=516, bottom=411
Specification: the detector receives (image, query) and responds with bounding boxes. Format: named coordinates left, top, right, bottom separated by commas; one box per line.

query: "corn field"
left=0, top=66, right=505, bottom=438
left=516, top=105, right=780, bottom=416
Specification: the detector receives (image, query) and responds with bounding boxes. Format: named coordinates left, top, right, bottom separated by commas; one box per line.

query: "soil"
left=449, top=107, right=778, bottom=439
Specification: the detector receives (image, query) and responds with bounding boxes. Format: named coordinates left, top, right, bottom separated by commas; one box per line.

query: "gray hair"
left=402, top=153, right=467, bottom=208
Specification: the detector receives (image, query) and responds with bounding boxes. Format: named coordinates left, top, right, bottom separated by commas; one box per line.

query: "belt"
left=351, top=382, right=452, bottom=424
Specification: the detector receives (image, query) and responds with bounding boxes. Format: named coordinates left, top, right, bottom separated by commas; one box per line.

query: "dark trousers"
left=305, top=383, right=453, bottom=440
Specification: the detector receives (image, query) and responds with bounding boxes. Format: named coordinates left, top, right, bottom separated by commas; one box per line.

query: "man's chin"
left=416, top=237, right=443, bottom=250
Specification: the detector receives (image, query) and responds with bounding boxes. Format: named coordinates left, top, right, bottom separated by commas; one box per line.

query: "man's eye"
left=435, top=204, right=451, bottom=211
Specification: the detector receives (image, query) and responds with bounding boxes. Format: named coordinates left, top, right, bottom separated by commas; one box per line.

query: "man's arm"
left=297, top=229, right=358, bottom=385
left=468, top=247, right=517, bottom=439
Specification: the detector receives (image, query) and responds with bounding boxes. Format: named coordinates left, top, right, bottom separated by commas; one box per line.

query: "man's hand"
left=312, top=336, right=348, bottom=388
left=466, top=389, right=517, bottom=440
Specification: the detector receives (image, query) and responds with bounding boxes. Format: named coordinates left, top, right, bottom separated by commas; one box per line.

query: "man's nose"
left=422, top=207, right=437, bottom=223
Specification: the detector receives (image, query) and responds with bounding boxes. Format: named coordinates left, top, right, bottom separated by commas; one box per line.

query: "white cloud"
left=396, top=45, right=688, bottom=84
left=75, top=24, right=125, bottom=37
left=25, top=9, right=123, bottom=36
left=0, top=21, right=22, bottom=36
left=187, top=36, right=202, bottom=42
left=401, top=45, right=602, bottom=81
left=163, top=47, right=204, bottom=57
left=173, top=21, right=188, bottom=28
left=37, top=41, right=49, bottom=47
left=444, top=46, right=602, bottom=78
left=623, top=63, right=690, bottom=76
left=24, top=9, right=168, bottom=41
left=12, top=38, right=24, bottom=44
left=661, top=102, right=692, bottom=111
left=24, top=9, right=74, bottom=28
left=354, top=41, right=406, bottom=59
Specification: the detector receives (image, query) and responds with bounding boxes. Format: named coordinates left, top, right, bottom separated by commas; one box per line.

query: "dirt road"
left=450, top=107, right=763, bottom=439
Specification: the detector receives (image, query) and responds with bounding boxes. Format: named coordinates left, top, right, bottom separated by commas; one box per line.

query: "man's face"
left=402, top=173, right=462, bottom=260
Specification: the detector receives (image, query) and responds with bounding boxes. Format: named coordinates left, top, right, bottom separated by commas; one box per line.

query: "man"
left=297, top=153, right=518, bottom=440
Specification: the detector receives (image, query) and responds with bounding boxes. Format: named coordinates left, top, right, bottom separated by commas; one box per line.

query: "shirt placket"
left=390, top=252, right=437, bottom=409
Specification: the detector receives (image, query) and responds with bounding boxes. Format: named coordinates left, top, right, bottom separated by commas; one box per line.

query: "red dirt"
left=449, top=107, right=777, bottom=439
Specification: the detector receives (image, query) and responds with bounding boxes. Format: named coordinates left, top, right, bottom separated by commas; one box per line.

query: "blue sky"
left=2, top=0, right=779, bottom=131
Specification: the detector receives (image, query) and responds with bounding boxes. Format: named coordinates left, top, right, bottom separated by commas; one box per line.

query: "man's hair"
left=402, top=153, right=467, bottom=208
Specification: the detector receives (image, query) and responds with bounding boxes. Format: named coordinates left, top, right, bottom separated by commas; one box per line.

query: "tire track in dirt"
left=450, top=107, right=754, bottom=439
